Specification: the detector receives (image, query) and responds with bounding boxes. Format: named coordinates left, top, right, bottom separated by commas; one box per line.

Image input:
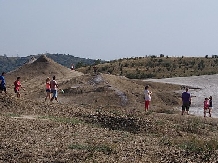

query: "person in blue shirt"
left=0, top=72, right=6, bottom=93
left=181, top=87, right=191, bottom=115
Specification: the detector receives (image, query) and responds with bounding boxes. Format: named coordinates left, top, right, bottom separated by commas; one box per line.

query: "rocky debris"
left=24, top=56, right=37, bottom=64
left=114, top=89, right=128, bottom=106
left=90, top=74, right=104, bottom=85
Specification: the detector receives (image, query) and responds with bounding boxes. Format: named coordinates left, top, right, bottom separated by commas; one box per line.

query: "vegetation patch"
left=39, top=116, right=83, bottom=124
left=78, top=56, right=218, bottom=79
left=178, top=137, right=218, bottom=161
left=84, top=113, right=140, bottom=133
left=154, top=108, right=176, bottom=114
left=179, top=118, right=209, bottom=135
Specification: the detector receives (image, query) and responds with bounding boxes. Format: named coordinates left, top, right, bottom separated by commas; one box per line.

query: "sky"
left=1, top=0, right=218, bottom=61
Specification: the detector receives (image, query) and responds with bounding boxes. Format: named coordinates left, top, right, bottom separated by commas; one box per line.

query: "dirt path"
left=11, top=115, right=39, bottom=120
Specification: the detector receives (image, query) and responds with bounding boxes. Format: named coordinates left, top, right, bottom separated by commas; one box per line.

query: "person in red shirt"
left=14, top=77, right=25, bottom=98
left=45, top=77, right=51, bottom=101
left=203, top=97, right=210, bottom=117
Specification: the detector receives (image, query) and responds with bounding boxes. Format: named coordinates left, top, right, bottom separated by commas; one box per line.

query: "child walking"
left=14, top=77, right=25, bottom=98
left=144, top=85, right=152, bottom=112
left=203, top=97, right=210, bottom=117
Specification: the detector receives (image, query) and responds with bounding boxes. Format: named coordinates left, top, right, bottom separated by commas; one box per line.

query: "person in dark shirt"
left=181, top=87, right=191, bottom=115
left=0, top=72, right=6, bottom=94
left=208, top=96, right=212, bottom=117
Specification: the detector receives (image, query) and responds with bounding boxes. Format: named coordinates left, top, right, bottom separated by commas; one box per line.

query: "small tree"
left=151, top=55, right=157, bottom=58
left=160, top=54, right=164, bottom=57
left=75, top=62, right=84, bottom=69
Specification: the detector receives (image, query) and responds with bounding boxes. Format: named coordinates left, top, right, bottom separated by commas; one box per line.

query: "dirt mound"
left=5, top=55, right=83, bottom=95
left=34, top=55, right=50, bottom=62
left=3, top=57, right=181, bottom=114
left=7, top=55, right=78, bottom=79
left=50, top=73, right=181, bottom=117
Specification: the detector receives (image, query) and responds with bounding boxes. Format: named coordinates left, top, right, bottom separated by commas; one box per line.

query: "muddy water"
left=145, top=74, right=218, bottom=118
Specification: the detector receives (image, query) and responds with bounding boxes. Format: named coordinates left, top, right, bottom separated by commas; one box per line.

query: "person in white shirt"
left=144, top=85, right=152, bottom=112
left=50, top=76, right=58, bottom=102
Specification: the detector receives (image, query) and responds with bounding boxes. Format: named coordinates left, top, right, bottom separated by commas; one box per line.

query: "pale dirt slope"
left=5, top=55, right=83, bottom=98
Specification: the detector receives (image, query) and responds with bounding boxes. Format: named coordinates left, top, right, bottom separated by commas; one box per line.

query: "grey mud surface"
left=145, top=74, right=218, bottom=118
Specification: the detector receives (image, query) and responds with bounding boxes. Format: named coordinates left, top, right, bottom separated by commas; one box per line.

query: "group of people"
left=0, top=72, right=24, bottom=98
left=145, top=85, right=214, bottom=118
left=45, top=76, right=59, bottom=102
left=181, top=87, right=213, bottom=117
left=0, top=71, right=215, bottom=116
left=0, top=72, right=59, bottom=102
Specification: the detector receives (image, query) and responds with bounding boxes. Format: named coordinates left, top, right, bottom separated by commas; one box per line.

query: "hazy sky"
left=1, top=0, right=218, bottom=61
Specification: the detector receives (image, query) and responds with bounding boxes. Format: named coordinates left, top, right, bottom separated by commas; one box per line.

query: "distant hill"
left=77, top=55, right=218, bottom=79
left=45, top=53, right=103, bottom=69
left=3, top=54, right=218, bottom=80
left=0, top=53, right=103, bottom=73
